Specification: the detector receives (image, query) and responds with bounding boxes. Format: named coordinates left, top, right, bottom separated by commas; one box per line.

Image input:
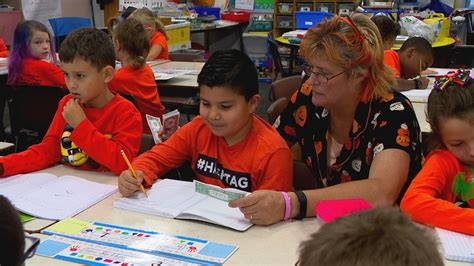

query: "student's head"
left=59, top=28, right=116, bottom=107
left=113, top=18, right=150, bottom=68
left=129, top=7, right=169, bottom=40
left=298, top=207, right=443, bottom=266
left=197, top=49, right=260, bottom=143
left=0, top=195, right=25, bottom=266
left=7, top=20, right=57, bottom=84
left=371, top=15, right=400, bottom=50
left=300, top=14, right=395, bottom=107
left=427, top=70, right=474, bottom=165
left=399, top=37, right=434, bottom=79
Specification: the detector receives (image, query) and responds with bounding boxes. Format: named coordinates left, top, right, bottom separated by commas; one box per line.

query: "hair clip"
left=433, top=69, right=472, bottom=91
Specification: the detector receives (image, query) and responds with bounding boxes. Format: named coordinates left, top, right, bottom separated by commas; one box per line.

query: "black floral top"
left=277, top=81, right=422, bottom=199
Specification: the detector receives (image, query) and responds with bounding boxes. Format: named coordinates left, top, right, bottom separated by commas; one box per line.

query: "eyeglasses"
left=23, top=235, right=40, bottom=261
left=302, top=64, right=348, bottom=84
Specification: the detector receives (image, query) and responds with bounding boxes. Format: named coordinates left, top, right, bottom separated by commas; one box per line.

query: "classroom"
left=0, top=0, right=473, bottom=265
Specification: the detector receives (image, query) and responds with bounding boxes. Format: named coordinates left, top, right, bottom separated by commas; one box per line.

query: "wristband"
left=281, top=192, right=291, bottom=221
left=294, top=191, right=307, bottom=220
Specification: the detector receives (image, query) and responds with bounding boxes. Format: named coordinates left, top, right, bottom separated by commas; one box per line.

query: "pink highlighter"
left=315, top=198, right=372, bottom=223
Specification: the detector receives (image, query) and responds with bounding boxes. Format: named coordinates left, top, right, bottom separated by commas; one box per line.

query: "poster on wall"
left=21, top=0, right=62, bottom=34
left=235, top=0, right=255, bottom=10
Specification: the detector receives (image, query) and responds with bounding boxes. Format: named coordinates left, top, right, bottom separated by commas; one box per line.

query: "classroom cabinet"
left=273, top=0, right=357, bottom=37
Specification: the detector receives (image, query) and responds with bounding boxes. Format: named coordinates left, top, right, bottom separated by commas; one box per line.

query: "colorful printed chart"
left=41, top=218, right=238, bottom=264
left=37, top=235, right=198, bottom=266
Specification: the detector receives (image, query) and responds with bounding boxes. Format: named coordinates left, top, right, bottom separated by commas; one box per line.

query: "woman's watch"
left=414, top=79, right=422, bottom=90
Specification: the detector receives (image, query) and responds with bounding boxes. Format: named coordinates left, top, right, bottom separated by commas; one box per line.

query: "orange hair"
left=300, top=14, right=395, bottom=102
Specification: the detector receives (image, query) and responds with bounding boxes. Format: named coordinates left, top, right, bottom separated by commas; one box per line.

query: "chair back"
left=49, top=17, right=92, bottom=48
left=269, top=75, right=303, bottom=101
left=266, top=97, right=289, bottom=126
left=6, top=85, right=67, bottom=140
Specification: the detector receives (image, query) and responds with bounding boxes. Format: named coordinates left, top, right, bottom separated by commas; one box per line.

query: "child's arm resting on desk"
left=68, top=100, right=142, bottom=175
left=0, top=108, right=64, bottom=176
left=400, top=150, right=474, bottom=235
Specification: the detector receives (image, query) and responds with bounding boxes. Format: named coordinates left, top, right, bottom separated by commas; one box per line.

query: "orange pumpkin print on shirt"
left=290, top=90, right=298, bottom=103
left=314, top=141, right=322, bottom=155
left=294, top=105, right=307, bottom=127
left=396, top=123, right=410, bottom=147
left=300, top=82, right=312, bottom=96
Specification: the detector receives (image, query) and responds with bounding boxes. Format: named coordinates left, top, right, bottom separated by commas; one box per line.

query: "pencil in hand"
left=120, top=150, right=148, bottom=198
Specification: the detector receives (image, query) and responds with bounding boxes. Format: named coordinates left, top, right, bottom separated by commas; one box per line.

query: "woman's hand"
left=229, top=190, right=285, bottom=226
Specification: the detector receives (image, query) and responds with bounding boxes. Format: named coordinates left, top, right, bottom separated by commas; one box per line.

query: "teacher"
left=230, top=14, right=422, bottom=225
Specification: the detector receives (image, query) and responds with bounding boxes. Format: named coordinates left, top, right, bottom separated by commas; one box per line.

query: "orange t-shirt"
left=383, top=50, right=401, bottom=78
left=108, top=64, right=165, bottom=134
left=0, top=38, right=8, bottom=58
left=14, top=58, right=67, bottom=88
left=132, top=115, right=294, bottom=192
left=401, top=149, right=474, bottom=235
left=150, top=31, right=169, bottom=60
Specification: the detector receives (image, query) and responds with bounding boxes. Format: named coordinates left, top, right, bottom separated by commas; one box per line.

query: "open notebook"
left=436, top=227, right=474, bottom=263
left=113, top=179, right=253, bottom=231
left=0, top=173, right=117, bottom=220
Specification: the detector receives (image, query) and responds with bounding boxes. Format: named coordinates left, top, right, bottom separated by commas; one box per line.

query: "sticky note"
left=47, top=218, right=92, bottom=234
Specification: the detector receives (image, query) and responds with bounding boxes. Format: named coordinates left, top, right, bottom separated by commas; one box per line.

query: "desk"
left=392, top=37, right=456, bottom=50
left=15, top=164, right=472, bottom=266
left=191, top=20, right=246, bottom=52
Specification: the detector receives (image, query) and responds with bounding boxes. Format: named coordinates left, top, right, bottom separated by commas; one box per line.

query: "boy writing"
left=119, top=49, right=293, bottom=196
left=298, top=208, right=443, bottom=266
left=0, top=28, right=142, bottom=176
left=384, top=36, right=434, bottom=91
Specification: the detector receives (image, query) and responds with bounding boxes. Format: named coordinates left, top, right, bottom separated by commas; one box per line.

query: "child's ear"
left=114, top=38, right=121, bottom=50
left=248, top=94, right=261, bottom=113
left=405, top=47, right=416, bottom=59
left=103, top=66, right=116, bottom=83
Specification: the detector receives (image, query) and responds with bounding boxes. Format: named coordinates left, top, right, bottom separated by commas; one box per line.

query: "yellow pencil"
left=120, top=150, right=148, bottom=198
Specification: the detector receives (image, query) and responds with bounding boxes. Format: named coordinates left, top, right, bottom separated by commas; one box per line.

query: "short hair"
left=197, top=49, right=258, bottom=101
left=300, top=14, right=395, bottom=103
left=114, top=18, right=150, bottom=69
left=427, top=79, right=474, bottom=150
left=59, top=28, right=115, bottom=70
left=399, top=36, right=434, bottom=58
left=371, top=15, right=400, bottom=43
left=0, top=195, right=25, bottom=266
left=298, top=207, right=443, bottom=266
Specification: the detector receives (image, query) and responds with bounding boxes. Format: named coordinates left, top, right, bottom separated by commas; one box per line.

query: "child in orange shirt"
left=109, top=18, right=165, bottom=134
left=383, top=36, right=434, bottom=91
left=129, top=7, right=169, bottom=61
left=7, top=21, right=66, bottom=88
left=401, top=69, right=474, bottom=235
left=119, top=50, right=293, bottom=197
left=0, top=28, right=142, bottom=177
left=0, top=37, right=8, bottom=57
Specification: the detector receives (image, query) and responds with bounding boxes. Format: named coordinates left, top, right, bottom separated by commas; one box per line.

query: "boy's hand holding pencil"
left=119, top=150, right=148, bottom=197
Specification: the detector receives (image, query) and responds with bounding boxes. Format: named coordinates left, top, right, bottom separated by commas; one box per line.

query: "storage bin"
left=250, top=16, right=273, bottom=31
left=221, top=11, right=251, bottom=23
left=295, top=11, right=334, bottom=29
left=424, top=13, right=451, bottom=42
left=315, top=3, right=334, bottom=12
left=277, top=15, right=293, bottom=28
left=277, top=3, right=293, bottom=14
left=297, top=3, right=313, bottom=12
left=190, top=6, right=221, bottom=20
left=165, top=21, right=191, bottom=52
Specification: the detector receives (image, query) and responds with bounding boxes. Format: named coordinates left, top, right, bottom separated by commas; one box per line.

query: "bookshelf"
left=273, top=0, right=358, bottom=37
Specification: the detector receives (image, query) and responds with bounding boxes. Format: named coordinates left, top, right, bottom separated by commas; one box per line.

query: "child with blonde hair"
left=401, top=69, right=474, bottom=235
left=129, top=8, right=169, bottom=60
left=109, top=18, right=165, bottom=134
left=8, top=20, right=66, bottom=88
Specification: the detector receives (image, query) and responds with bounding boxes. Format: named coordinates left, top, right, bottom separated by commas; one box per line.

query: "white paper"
left=114, top=179, right=253, bottom=231
left=436, top=227, right=474, bottom=262
left=21, top=0, right=62, bottom=35
left=235, top=0, right=255, bottom=10
left=0, top=173, right=117, bottom=220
